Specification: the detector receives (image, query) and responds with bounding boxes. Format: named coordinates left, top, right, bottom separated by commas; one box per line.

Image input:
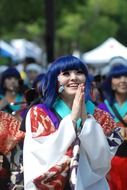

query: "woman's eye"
left=113, top=76, right=122, bottom=79
left=77, top=70, right=84, bottom=74
left=62, top=71, right=70, bottom=75
left=113, top=75, right=121, bottom=79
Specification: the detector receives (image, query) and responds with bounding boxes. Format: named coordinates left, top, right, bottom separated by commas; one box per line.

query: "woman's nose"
left=70, top=73, right=77, bottom=80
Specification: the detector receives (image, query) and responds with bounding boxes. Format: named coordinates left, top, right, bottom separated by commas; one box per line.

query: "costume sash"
left=104, top=99, right=127, bottom=122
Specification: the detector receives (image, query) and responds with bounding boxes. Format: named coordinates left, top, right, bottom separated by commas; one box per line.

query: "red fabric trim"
left=108, top=156, right=127, bottom=190
left=94, top=108, right=116, bottom=135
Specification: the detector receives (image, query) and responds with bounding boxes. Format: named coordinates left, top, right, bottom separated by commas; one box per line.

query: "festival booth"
left=82, top=37, right=127, bottom=75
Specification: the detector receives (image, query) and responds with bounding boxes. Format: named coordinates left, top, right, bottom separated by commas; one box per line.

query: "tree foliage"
left=0, top=0, right=127, bottom=56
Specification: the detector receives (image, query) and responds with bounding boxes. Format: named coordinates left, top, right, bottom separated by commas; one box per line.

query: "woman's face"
left=57, top=69, right=86, bottom=98
left=4, top=77, right=19, bottom=91
left=111, top=75, right=127, bottom=94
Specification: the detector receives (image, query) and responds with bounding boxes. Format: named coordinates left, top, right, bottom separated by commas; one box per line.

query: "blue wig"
left=41, top=55, right=91, bottom=108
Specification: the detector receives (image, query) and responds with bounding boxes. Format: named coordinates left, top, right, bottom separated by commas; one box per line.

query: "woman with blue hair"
left=98, top=63, right=127, bottom=190
left=23, top=55, right=122, bottom=190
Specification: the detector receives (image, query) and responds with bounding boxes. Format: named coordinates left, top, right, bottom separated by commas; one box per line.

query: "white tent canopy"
left=11, top=39, right=43, bottom=63
left=82, top=37, right=127, bottom=66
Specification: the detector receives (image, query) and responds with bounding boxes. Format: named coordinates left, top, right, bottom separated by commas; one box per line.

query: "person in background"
left=16, top=57, right=37, bottom=81
left=28, top=73, right=46, bottom=105
left=89, top=74, right=105, bottom=105
left=0, top=67, right=27, bottom=119
left=20, top=73, right=46, bottom=133
left=0, top=67, right=26, bottom=189
left=23, top=55, right=123, bottom=190
left=24, top=63, right=44, bottom=88
left=0, top=151, right=10, bottom=190
left=0, top=67, right=27, bottom=121
left=98, top=63, right=127, bottom=190
left=19, top=73, right=46, bottom=130
left=0, top=110, right=25, bottom=190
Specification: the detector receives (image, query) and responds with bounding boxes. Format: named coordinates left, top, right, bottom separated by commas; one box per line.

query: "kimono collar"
left=104, top=99, right=127, bottom=122
left=53, top=98, right=95, bottom=120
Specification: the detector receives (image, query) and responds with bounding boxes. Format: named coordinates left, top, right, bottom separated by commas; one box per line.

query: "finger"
left=122, top=128, right=126, bottom=138
left=125, top=128, right=127, bottom=138
left=73, top=86, right=82, bottom=105
left=120, top=127, right=125, bottom=138
left=80, top=83, right=85, bottom=92
left=78, top=84, right=84, bottom=98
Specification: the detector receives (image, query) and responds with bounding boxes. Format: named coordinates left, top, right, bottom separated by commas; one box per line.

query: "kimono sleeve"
left=23, top=107, right=76, bottom=190
left=76, top=115, right=123, bottom=189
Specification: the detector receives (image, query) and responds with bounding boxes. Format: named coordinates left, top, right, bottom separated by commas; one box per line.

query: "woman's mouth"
left=68, top=84, right=79, bottom=88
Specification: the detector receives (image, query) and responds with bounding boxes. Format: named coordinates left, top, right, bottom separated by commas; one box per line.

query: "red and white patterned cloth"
left=0, top=111, right=25, bottom=155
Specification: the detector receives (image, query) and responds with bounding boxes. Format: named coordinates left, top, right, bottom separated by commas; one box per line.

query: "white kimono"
left=23, top=109, right=122, bottom=190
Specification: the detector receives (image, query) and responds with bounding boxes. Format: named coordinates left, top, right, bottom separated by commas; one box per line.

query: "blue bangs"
left=41, top=55, right=91, bottom=108
left=50, top=55, right=88, bottom=76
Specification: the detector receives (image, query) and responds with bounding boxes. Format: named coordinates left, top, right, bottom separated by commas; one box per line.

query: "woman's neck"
left=59, top=95, right=74, bottom=109
left=115, top=93, right=127, bottom=105
left=5, top=90, right=17, bottom=101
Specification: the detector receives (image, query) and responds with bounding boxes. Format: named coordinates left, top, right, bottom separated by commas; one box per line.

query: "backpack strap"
left=111, top=105, right=127, bottom=127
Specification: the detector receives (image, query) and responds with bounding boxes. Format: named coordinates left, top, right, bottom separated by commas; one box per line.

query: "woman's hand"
left=123, top=115, right=127, bottom=123
left=120, top=127, right=127, bottom=140
left=71, top=83, right=87, bottom=123
left=81, top=94, right=87, bottom=124
left=118, top=115, right=127, bottom=140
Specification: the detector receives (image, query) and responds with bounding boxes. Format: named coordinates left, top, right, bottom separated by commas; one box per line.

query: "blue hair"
left=40, top=55, right=92, bottom=108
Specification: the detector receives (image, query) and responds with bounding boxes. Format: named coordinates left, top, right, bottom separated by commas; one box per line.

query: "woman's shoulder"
left=28, top=104, right=49, bottom=119
left=28, top=104, right=56, bottom=137
left=29, top=104, right=53, bottom=115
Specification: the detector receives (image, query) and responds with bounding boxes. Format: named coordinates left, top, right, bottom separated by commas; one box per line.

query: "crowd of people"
left=0, top=55, right=127, bottom=190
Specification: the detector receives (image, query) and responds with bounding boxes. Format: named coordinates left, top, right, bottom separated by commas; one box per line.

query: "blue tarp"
left=0, top=40, right=16, bottom=58
left=0, top=48, right=12, bottom=57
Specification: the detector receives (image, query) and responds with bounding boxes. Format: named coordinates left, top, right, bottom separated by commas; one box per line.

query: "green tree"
left=0, top=0, right=127, bottom=57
